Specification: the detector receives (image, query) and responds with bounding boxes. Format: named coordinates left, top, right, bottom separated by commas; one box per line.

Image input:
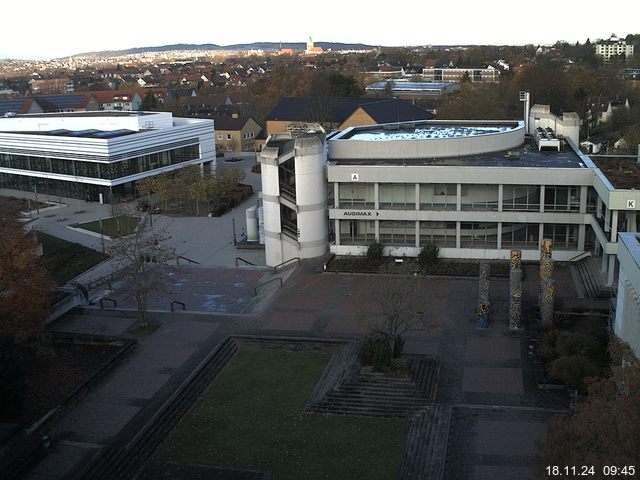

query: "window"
left=501, top=223, right=539, bottom=249
left=338, top=183, right=374, bottom=209
left=503, top=185, right=540, bottom=211
left=543, top=224, right=578, bottom=249
left=339, top=219, right=375, bottom=245
left=544, top=186, right=580, bottom=212
left=217, top=134, right=223, bottom=140
left=461, top=185, right=499, bottom=211
left=379, top=221, right=415, bottom=246
left=420, top=183, right=456, bottom=210
left=226, top=134, right=232, bottom=140
left=379, top=183, right=415, bottom=209
left=420, top=221, right=456, bottom=247
left=460, top=222, right=498, bottom=248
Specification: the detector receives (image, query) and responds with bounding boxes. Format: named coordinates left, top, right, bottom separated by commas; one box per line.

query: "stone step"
left=400, top=405, right=452, bottom=480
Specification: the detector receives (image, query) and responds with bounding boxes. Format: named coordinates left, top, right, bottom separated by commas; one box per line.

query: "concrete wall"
left=615, top=233, right=640, bottom=357
left=330, top=121, right=524, bottom=160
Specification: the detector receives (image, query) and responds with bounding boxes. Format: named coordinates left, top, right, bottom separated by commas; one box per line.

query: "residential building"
left=258, top=112, right=639, bottom=292
left=614, top=233, right=640, bottom=357
left=0, top=111, right=215, bottom=203
left=365, top=81, right=457, bottom=99
left=586, top=97, right=630, bottom=128
left=265, top=97, right=435, bottom=137
left=421, top=66, right=500, bottom=83
left=595, top=34, right=634, bottom=62
left=29, top=77, right=75, bottom=94
left=213, top=114, right=262, bottom=152
left=0, top=94, right=99, bottom=115
left=91, top=91, right=142, bottom=111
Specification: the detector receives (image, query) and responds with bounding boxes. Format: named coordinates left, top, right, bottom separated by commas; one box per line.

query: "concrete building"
left=595, top=34, right=634, bottom=62
left=258, top=114, right=640, bottom=293
left=213, top=114, right=262, bottom=153
left=259, top=134, right=328, bottom=266
left=614, top=233, right=640, bottom=357
left=0, top=111, right=215, bottom=202
left=422, top=66, right=500, bottom=83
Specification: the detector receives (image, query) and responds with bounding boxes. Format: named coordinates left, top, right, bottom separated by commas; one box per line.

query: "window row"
left=338, top=220, right=579, bottom=249
left=0, top=145, right=199, bottom=180
left=334, top=183, right=584, bottom=212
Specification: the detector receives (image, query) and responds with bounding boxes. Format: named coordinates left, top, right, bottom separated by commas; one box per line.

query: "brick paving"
left=21, top=257, right=581, bottom=479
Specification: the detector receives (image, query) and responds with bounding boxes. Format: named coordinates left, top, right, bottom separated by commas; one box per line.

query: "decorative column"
left=539, top=239, right=553, bottom=306
left=509, top=249, right=522, bottom=330
left=540, top=279, right=556, bottom=326
left=476, top=262, right=491, bottom=329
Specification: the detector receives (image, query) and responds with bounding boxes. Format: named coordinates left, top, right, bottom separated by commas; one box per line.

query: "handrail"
left=99, top=298, right=117, bottom=309
left=235, top=257, right=256, bottom=267
left=170, top=300, right=186, bottom=312
left=176, top=255, right=199, bottom=265
left=273, top=257, right=300, bottom=274
left=88, top=266, right=128, bottom=290
left=254, top=277, right=283, bottom=296
left=568, top=251, right=591, bottom=263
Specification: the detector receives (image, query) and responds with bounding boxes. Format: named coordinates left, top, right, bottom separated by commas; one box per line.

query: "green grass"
left=37, top=232, right=109, bottom=285
left=73, top=215, right=140, bottom=237
left=156, top=349, right=410, bottom=479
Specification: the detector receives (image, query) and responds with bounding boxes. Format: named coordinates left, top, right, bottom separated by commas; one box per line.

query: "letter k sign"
left=628, top=199, right=636, bottom=209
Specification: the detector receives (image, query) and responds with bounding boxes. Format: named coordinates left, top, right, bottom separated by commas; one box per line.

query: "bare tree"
left=107, top=215, right=174, bottom=328
left=377, top=274, right=428, bottom=357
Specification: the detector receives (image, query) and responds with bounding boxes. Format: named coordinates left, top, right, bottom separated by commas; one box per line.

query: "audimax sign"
left=342, top=210, right=379, bottom=217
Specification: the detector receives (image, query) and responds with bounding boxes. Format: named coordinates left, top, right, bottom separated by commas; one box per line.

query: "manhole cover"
left=73, top=210, right=86, bottom=214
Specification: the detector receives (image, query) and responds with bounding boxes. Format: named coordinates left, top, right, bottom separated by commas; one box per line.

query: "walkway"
left=20, top=259, right=580, bottom=480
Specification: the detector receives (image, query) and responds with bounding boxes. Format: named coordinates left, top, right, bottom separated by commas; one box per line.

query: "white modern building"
left=0, top=111, right=215, bottom=202
left=614, top=233, right=640, bottom=357
left=259, top=116, right=640, bottom=290
left=595, top=34, right=635, bottom=62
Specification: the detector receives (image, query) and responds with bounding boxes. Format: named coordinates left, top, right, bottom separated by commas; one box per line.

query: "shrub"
left=0, top=334, right=26, bottom=420
left=358, top=329, right=392, bottom=372
left=555, top=331, right=602, bottom=358
left=366, top=242, right=385, bottom=264
left=549, top=354, right=599, bottom=392
left=418, top=243, right=439, bottom=271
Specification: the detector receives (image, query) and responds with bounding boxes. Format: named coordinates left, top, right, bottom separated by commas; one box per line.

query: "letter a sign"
left=351, top=173, right=359, bottom=181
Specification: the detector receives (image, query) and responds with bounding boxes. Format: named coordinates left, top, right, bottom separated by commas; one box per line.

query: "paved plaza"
left=4, top=179, right=583, bottom=479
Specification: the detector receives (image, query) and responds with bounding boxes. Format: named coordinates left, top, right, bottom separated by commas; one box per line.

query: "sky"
left=1, top=0, right=638, bottom=60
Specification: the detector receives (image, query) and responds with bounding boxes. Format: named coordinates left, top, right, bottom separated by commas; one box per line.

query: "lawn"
left=37, top=231, right=109, bottom=285
left=156, top=349, right=410, bottom=479
left=72, top=215, right=140, bottom=237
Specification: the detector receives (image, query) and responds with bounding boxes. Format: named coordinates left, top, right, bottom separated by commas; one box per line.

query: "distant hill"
left=75, top=42, right=376, bottom=58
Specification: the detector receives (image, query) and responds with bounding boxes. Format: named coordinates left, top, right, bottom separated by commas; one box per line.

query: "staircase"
left=571, top=256, right=611, bottom=299
left=399, top=405, right=452, bottom=480
left=309, top=358, right=439, bottom=418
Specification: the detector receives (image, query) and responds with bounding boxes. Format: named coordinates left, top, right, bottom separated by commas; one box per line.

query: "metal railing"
left=254, top=277, right=283, bottom=296
left=99, top=298, right=117, bottom=309
left=176, top=255, right=199, bottom=265
left=568, top=251, right=592, bottom=263
left=170, top=301, right=186, bottom=312
left=273, top=257, right=300, bottom=274
left=88, top=266, right=128, bottom=290
left=235, top=257, right=256, bottom=266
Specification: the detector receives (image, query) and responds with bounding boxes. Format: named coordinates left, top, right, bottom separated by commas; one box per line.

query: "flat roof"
left=365, top=81, right=455, bottom=91
left=7, top=111, right=155, bottom=118
left=329, top=146, right=585, bottom=168
left=345, top=123, right=517, bottom=141
left=591, top=157, right=640, bottom=189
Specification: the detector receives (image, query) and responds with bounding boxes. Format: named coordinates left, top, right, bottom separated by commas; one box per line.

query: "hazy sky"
left=2, top=0, right=638, bottom=60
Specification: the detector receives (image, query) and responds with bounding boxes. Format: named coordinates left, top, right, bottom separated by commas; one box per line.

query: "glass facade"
left=544, top=186, right=580, bottom=212
left=0, top=144, right=199, bottom=181
left=379, top=220, right=415, bottom=246
left=460, top=185, right=499, bottom=211
left=339, top=219, right=375, bottom=245
left=420, top=183, right=456, bottom=210
left=338, top=183, right=375, bottom=209
left=501, top=223, right=540, bottom=249
left=379, top=184, right=415, bottom=210
left=502, top=185, right=540, bottom=211
left=460, top=222, right=499, bottom=248
left=419, top=221, right=456, bottom=247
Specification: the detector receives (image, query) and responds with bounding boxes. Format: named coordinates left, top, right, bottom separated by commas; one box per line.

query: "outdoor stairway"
left=72, top=337, right=240, bottom=480
left=399, top=405, right=452, bottom=480
left=571, top=257, right=611, bottom=299
left=310, top=357, right=439, bottom=418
